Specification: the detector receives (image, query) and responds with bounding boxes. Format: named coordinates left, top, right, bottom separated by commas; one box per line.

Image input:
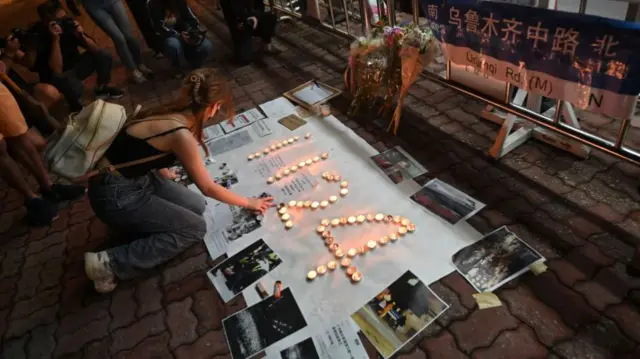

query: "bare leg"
left=6, top=134, right=53, bottom=191
left=0, top=138, right=37, bottom=199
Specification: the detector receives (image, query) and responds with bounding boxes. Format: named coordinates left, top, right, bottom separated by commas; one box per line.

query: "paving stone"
left=15, top=270, right=40, bottom=302
left=57, top=300, right=110, bottom=337
left=10, top=288, right=59, bottom=320
left=395, top=348, right=428, bottom=359
left=38, top=261, right=64, bottom=291
left=83, top=337, right=112, bottom=359
left=192, top=290, right=225, bottom=335
left=520, top=166, right=573, bottom=195
left=25, top=231, right=67, bottom=256
left=440, top=272, right=477, bottom=310
left=164, top=274, right=207, bottom=303
left=578, top=178, right=640, bottom=214
left=5, top=305, right=59, bottom=339
left=605, top=303, right=640, bottom=343
left=162, top=253, right=209, bottom=286
left=449, top=306, right=520, bottom=354
left=167, top=297, right=198, bottom=349
left=110, top=287, right=137, bottom=331
left=588, top=233, right=635, bottom=263
left=113, top=332, right=172, bottom=359
left=575, top=267, right=629, bottom=311
left=547, top=259, right=589, bottom=287
left=526, top=272, right=599, bottom=329
left=136, top=276, right=163, bottom=317
left=472, top=325, right=547, bottom=359
left=594, top=168, right=640, bottom=202
left=501, top=285, right=574, bottom=346
left=421, top=330, right=469, bottom=359
left=173, top=330, right=229, bottom=359
left=1, top=335, right=29, bottom=359
left=553, top=318, right=635, bottom=359
left=430, top=282, right=469, bottom=328
left=110, top=311, right=166, bottom=354
left=23, top=242, right=66, bottom=270
left=557, top=158, right=607, bottom=187
left=54, top=314, right=110, bottom=357
left=1, top=246, right=26, bottom=279
left=26, top=324, right=57, bottom=359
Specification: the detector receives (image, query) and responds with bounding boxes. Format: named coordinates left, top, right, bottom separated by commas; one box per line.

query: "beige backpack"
left=44, top=100, right=166, bottom=181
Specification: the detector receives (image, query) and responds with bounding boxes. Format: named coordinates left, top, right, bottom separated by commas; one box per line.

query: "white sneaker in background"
left=131, top=69, right=147, bottom=84
left=138, top=64, right=154, bottom=76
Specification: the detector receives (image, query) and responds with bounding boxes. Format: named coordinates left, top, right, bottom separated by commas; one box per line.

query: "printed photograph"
left=350, top=271, right=449, bottom=358
left=409, top=179, right=485, bottom=224
left=452, top=226, right=544, bottom=292
left=225, top=192, right=271, bottom=241
left=208, top=238, right=283, bottom=302
left=223, top=288, right=308, bottom=359
left=371, top=146, right=427, bottom=183
left=280, top=337, right=320, bottom=359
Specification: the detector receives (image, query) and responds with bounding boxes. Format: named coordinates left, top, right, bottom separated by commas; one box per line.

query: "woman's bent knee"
left=32, top=83, right=62, bottom=107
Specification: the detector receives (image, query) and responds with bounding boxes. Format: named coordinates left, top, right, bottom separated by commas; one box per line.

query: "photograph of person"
left=351, top=271, right=448, bottom=358
left=223, top=288, right=307, bottom=359
left=452, top=226, right=544, bottom=292
left=371, top=146, right=426, bottom=183
left=280, top=337, right=320, bottom=359
left=409, top=179, right=484, bottom=224
left=208, top=238, right=283, bottom=302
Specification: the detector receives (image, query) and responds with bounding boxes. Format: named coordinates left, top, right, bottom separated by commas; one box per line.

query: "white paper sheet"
left=252, top=119, right=273, bottom=137
left=221, top=108, right=266, bottom=134
left=206, top=130, right=253, bottom=156
left=203, top=124, right=224, bottom=143
left=292, top=85, right=334, bottom=105
left=259, top=97, right=297, bottom=120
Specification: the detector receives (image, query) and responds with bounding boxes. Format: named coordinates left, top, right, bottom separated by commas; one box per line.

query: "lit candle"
left=263, top=149, right=269, bottom=154
left=359, top=246, right=368, bottom=255
left=321, top=231, right=331, bottom=238
left=407, top=224, right=416, bottom=232
left=398, top=227, right=408, bottom=236
left=248, top=154, right=255, bottom=161
left=275, top=174, right=282, bottom=180
left=320, top=200, right=329, bottom=208
left=281, top=213, right=291, bottom=221
left=296, top=201, right=304, bottom=207
left=379, top=236, right=389, bottom=245
left=340, top=258, right=351, bottom=267
left=321, top=152, right=329, bottom=159
left=331, top=218, right=340, bottom=227
left=307, top=270, right=317, bottom=280
left=327, top=260, right=337, bottom=270
left=312, top=156, right=320, bottom=162
left=351, top=272, right=362, bottom=283
left=347, top=216, right=356, bottom=225
left=283, top=169, right=290, bottom=176
left=311, top=201, right=320, bottom=209
left=340, top=181, right=349, bottom=188
left=288, top=200, right=297, bottom=207
left=375, top=213, right=384, bottom=222
left=347, top=248, right=357, bottom=257
left=329, top=195, right=338, bottom=203
left=276, top=143, right=283, bottom=149
left=340, top=217, right=347, bottom=225
left=317, top=225, right=326, bottom=233
left=294, top=136, right=300, bottom=141
left=334, top=175, right=341, bottom=181
left=367, top=240, right=377, bottom=249
left=327, top=175, right=335, bottom=181
left=298, top=161, right=306, bottom=168
left=325, top=237, right=334, bottom=245
left=394, top=216, right=402, bottom=224
left=346, top=266, right=357, bottom=276
left=321, top=219, right=330, bottom=226
left=305, top=133, right=312, bottom=139
left=389, top=233, right=398, bottom=241
left=271, top=145, right=277, bottom=150
left=281, top=141, right=288, bottom=147
left=401, top=219, right=411, bottom=226
left=304, top=200, right=312, bottom=207
left=278, top=207, right=288, bottom=214
left=317, top=265, right=327, bottom=275
left=255, top=152, right=261, bottom=158
left=335, top=249, right=344, bottom=258
left=367, top=214, right=375, bottom=222
left=356, top=215, right=366, bottom=223
left=285, top=221, right=294, bottom=229
left=322, top=172, right=330, bottom=179
left=291, top=165, right=298, bottom=172
left=267, top=177, right=275, bottom=184
left=305, top=159, right=313, bottom=165
left=329, top=243, right=339, bottom=252
left=340, top=188, right=349, bottom=196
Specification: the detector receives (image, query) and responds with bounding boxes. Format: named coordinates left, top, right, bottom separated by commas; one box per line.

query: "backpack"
left=44, top=100, right=167, bottom=181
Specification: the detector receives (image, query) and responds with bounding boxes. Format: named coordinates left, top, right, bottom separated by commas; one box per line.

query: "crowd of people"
left=0, top=0, right=278, bottom=293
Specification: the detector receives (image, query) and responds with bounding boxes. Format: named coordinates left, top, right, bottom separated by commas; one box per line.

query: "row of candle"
left=247, top=133, right=312, bottom=161
left=306, top=214, right=416, bottom=283
left=266, top=152, right=330, bottom=184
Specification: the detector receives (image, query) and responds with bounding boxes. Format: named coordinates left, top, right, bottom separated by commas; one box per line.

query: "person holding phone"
left=84, top=68, right=273, bottom=293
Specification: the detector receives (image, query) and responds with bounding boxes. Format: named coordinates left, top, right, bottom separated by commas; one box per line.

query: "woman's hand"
left=246, top=196, right=274, bottom=214
left=159, top=167, right=179, bottom=180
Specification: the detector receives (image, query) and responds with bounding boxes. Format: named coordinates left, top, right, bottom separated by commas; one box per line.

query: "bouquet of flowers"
left=345, top=21, right=437, bottom=133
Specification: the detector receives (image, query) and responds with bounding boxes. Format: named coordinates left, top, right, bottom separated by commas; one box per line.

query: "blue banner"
left=419, top=0, right=640, bottom=117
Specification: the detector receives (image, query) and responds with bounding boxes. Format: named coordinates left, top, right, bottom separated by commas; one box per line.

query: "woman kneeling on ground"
left=84, top=68, right=274, bottom=293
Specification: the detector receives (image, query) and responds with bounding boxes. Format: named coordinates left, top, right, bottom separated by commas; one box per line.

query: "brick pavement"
left=1, top=1, right=640, bottom=358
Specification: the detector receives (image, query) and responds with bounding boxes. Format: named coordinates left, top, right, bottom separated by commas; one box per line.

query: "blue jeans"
left=164, top=37, right=213, bottom=70
left=88, top=171, right=207, bottom=280
left=84, top=0, right=142, bottom=70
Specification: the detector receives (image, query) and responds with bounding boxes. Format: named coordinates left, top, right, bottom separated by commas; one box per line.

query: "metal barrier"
left=266, top=0, right=640, bottom=166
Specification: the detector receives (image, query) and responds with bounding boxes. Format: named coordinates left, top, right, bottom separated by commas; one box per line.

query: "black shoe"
left=95, top=86, right=124, bottom=100
left=41, top=184, right=87, bottom=203
left=25, top=197, right=59, bottom=226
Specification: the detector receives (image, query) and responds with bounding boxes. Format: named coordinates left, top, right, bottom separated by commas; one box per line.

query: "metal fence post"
left=359, top=0, right=370, bottom=35
left=412, top=0, right=419, bottom=25
left=387, top=0, right=396, bottom=26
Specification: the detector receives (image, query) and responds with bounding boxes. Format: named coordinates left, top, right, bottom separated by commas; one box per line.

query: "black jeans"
left=125, top=0, right=164, bottom=54
left=43, top=50, right=113, bottom=111
left=226, top=12, right=278, bottom=65
left=88, top=171, right=207, bottom=280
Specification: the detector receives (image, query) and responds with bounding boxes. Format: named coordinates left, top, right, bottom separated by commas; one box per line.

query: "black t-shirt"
left=31, top=22, right=84, bottom=82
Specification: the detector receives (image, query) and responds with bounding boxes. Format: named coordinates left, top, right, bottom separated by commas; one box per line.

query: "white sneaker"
left=138, top=64, right=154, bottom=76
left=84, top=251, right=117, bottom=293
left=131, top=69, right=147, bottom=84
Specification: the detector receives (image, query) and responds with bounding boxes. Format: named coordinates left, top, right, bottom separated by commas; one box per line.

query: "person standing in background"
left=82, top=0, right=154, bottom=84
left=125, top=0, right=165, bottom=58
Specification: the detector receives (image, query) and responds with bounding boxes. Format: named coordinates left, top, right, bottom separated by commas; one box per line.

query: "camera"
left=184, top=27, right=206, bottom=46
left=57, top=17, right=79, bottom=34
